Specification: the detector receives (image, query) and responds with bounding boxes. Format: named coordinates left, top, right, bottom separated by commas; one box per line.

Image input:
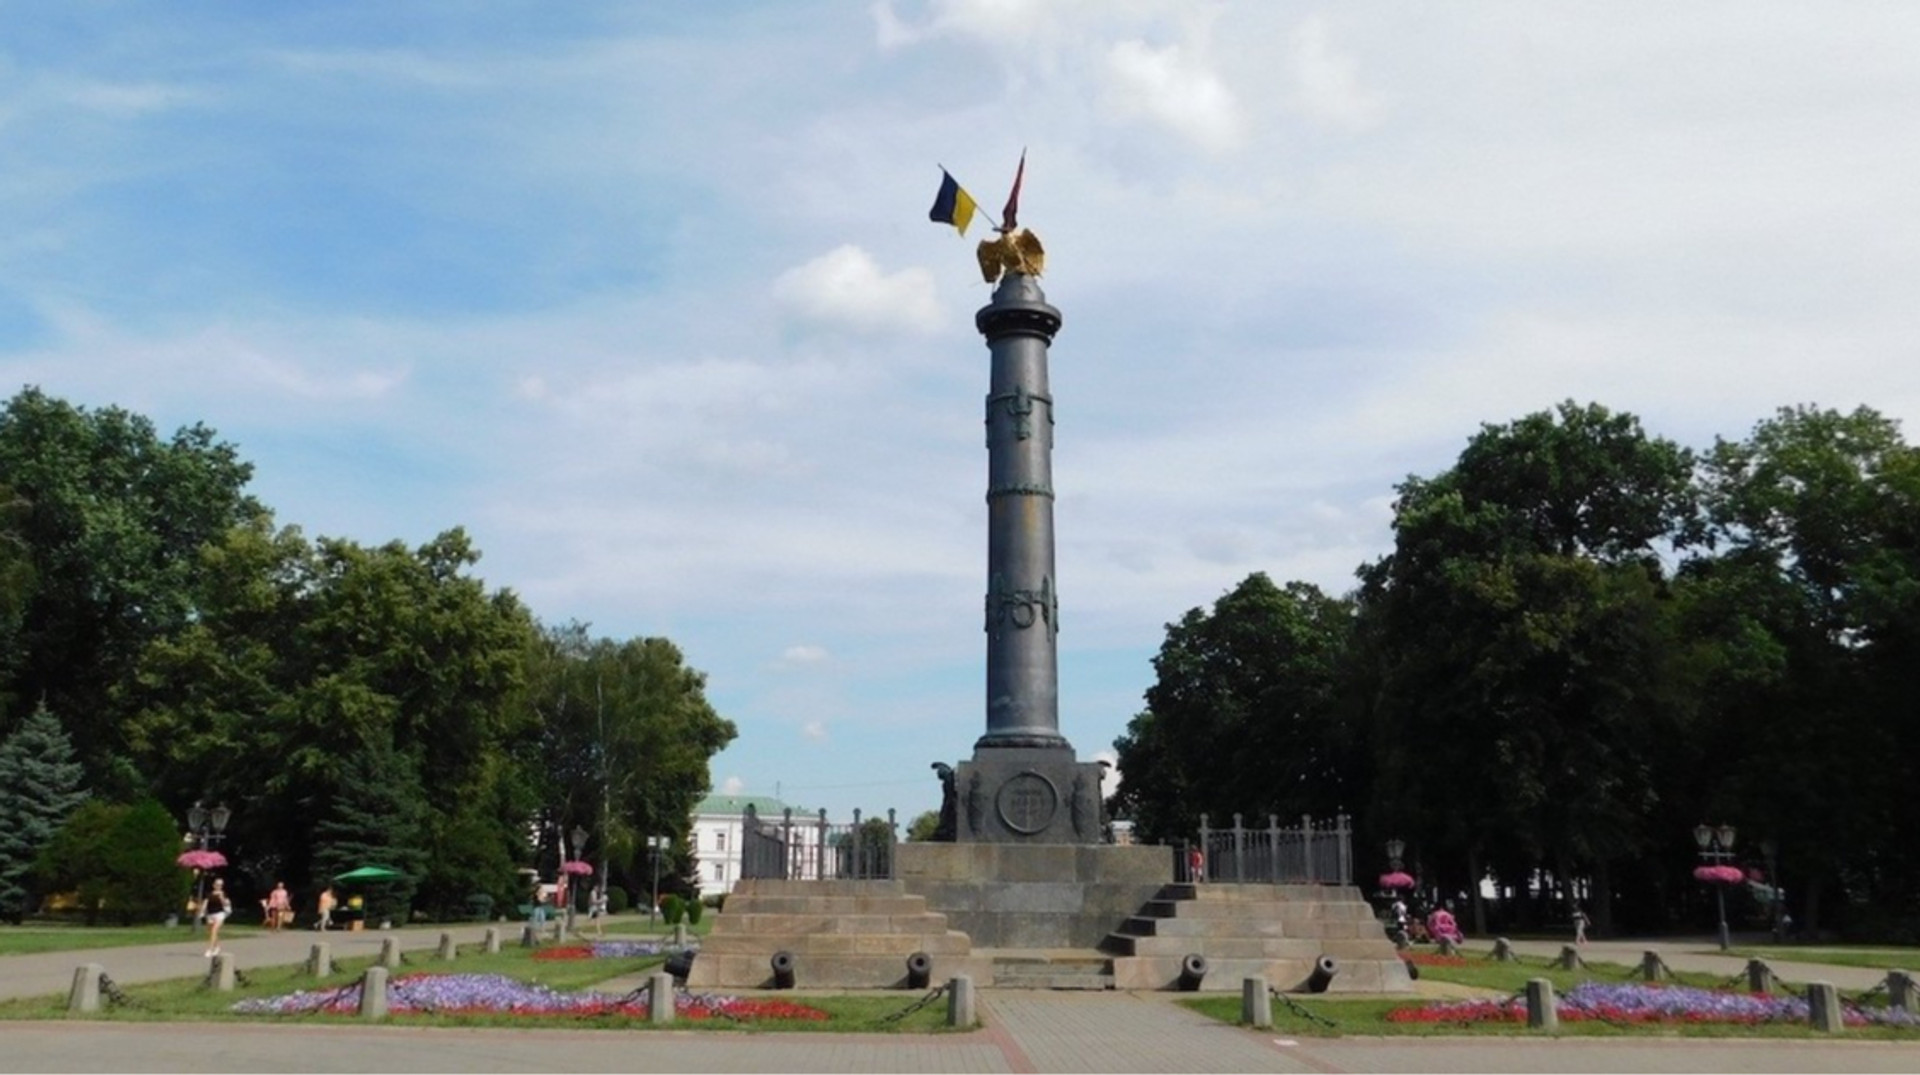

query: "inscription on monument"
left=995, top=770, right=1060, bottom=835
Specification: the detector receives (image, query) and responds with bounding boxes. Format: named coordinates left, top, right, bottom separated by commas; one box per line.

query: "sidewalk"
left=1495, top=935, right=1899, bottom=992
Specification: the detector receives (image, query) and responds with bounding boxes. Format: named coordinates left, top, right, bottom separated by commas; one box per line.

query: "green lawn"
left=1723, top=945, right=1920, bottom=972
left=0, top=924, right=254, bottom=958
left=0, top=939, right=951, bottom=1033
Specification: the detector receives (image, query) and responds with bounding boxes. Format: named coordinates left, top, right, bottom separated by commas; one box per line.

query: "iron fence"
left=740, top=804, right=899, bottom=882
left=1179, top=813, right=1352, bottom=885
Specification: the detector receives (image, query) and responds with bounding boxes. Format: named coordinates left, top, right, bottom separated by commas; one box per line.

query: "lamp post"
left=1693, top=822, right=1737, bottom=951
left=184, top=801, right=231, bottom=925
left=646, top=835, right=669, bottom=931
left=568, top=825, right=587, bottom=932
left=1760, top=837, right=1783, bottom=942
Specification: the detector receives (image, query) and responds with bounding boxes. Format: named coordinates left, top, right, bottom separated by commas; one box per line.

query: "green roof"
left=693, top=794, right=814, bottom=818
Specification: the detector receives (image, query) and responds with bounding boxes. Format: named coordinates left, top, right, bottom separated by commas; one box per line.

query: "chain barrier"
left=97, top=972, right=148, bottom=1010
left=879, top=984, right=949, bottom=1025
left=1268, top=986, right=1339, bottom=1029
left=1841, top=981, right=1888, bottom=1006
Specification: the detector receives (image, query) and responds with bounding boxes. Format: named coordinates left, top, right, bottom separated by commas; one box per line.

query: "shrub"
left=686, top=898, right=703, bottom=925
left=607, top=887, right=629, bottom=914
left=702, top=893, right=726, bottom=913
left=661, top=893, right=686, bottom=925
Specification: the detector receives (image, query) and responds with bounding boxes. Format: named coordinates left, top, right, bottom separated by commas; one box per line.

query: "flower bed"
left=1399, top=952, right=1469, bottom=968
left=232, top=972, right=825, bottom=1021
left=1387, top=982, right=1920, bottom=1028
left=531, top=940, right=694, bottom=961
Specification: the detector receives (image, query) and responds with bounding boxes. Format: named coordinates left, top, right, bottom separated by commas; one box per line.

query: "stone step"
left=731, top=879, right=907, bottom=898
left=700, top=929, right=971, bottom=957
left=720, top=895, right=933, bottom=916
left=990, top=956, right=1114, bottom=992
left=1139, top=899, right=1375, bottom=922
left=710, top=912, right=952, bottom=936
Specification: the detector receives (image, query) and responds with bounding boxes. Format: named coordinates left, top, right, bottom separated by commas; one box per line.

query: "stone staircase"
left=1102, top=882, right=1414, bottom=993
left=988, top=950, right=1115, bottom=991
left=686, top=879, right=985, bottom=990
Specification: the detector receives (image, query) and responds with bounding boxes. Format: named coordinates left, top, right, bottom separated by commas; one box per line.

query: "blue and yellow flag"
left=928, top=169, right=978, bottom=235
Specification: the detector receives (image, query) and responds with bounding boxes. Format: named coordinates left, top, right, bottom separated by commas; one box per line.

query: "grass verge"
left=0, top=925, right=257, bottom=958
left=0, top=941, right=952, bottom=1033
left=1183, top=951, right=1917, bottom=1040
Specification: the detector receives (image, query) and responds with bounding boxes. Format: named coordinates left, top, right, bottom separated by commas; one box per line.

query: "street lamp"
left=1693, top=822, right=1737, bottom=951
left=568, top=825, right=587, bottom=931
left=1760, top=838, right=1783, bottom=942
left=184, top=802, right=231, bottom=924
left=646, top=835, right=670, bottom=930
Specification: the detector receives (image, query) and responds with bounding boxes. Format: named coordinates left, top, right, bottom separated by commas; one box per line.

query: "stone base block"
left=896, top=842, right=1170, bottom=949
left=954, top=749, right=1109, bottom=844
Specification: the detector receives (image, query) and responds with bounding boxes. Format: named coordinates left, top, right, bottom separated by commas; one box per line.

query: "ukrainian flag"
left=928, top=170, right=978, bottom=236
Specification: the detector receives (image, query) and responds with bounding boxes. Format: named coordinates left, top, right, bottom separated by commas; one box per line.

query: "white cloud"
left=779, top=645, right=831, bottom=667
left=722, top=775, right=745, bottom=795
left=800, top=720, right=829, bottom=742
left=1285, top=15, right=1381, bottom=132
left=772, top=246, right=944, bottom=336
left=1103, top=39, right=1242, bottom=152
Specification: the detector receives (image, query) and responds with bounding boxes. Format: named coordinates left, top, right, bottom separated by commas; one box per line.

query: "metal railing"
left=1180, top=813, right=1352, bottom=885
left=741, top=805, right=899, bottom=882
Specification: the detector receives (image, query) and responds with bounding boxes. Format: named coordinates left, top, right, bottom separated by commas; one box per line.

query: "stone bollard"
left=484, top=927, right=501, bottom=955
left=360, top=966, right=389, bottom=1020
left=1492, top=937, right=1517, bottom=962
left=68, top=963, right=103, bottom=1013
left=437, top=932, right=457, bottom=961
left=308, top=942, right=332, bottom=977
left=673, top=923, right=689, bottom=946
left=1555, top=945, right=1579, bottom=970
left=1747, top=959, right=1774, bottom=994
left=947, top=975, right=976, bottom=1028
left=1241, top=976, right=1271, bottom=1028
left=212, top=952, right=236, bottom=992
left=1437, top=936, right=1460, bottom=957
left=649, top=971, right=675, bottom=1024
left=379, top=937, right=401, bottom=969
left=520, top=924, right=539, bottom=948
left=1887, top=970, right=1916, bottom=1013
left=1807, top=981, right=1843, bottom=1033
left=1526, top=978, right=1558, bottom=1030
left=1640, top=950, right=1668, bottom=982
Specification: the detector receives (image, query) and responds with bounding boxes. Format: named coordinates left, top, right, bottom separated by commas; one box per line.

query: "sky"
left=5, top=2, right=1920, bottom=825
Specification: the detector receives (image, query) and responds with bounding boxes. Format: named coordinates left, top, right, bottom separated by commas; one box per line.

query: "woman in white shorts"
left=203, top=878, right=230, bottom=957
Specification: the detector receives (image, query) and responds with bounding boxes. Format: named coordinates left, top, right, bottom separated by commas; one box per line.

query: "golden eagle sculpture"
left=976, top=227, right=1045, bottom=284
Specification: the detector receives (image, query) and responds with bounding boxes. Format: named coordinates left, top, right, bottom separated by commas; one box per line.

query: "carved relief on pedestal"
left=995, top=770, right=1060, bottom=836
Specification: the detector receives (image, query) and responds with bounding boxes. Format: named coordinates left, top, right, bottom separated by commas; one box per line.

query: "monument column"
left=951, top=268, right=1106, bottom=844
left=977, top=273, right=1066, bottom=751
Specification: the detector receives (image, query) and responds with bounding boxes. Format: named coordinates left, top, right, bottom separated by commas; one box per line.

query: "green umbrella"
left=333, top=865, right=405, bottom=882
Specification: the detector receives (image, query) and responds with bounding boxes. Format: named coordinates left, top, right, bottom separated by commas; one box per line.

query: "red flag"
left=1000, top=149, right=1026, bottom=232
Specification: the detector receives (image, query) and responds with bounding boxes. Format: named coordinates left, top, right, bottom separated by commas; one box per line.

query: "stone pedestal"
left=955, top=749, right=1107, bottom=844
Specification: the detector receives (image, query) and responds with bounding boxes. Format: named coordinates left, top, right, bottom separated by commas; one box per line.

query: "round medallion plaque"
left=995, top=770, right=1060, bottom=835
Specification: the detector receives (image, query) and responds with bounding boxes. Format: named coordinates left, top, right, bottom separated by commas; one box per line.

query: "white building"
left=690, top=794, right=824, bottom=895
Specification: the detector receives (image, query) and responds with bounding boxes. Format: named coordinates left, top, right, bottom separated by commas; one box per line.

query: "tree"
left=0, top=703, right=89, bottom=920
left=312, top=740, right=430, bottom=922
left=520, top=623, right=736, bottom=901
left=36, top=799, right=119, bottom=925
left=906, top=810, right=940, bottom=842
left=0, top=483, right=31, bottom=723
left=1111, top=573, right=1360, bottom=843
left=40, top=799, right=186, bottom=926
left=1357, top=402, right=1696, bottom=933
left=1691, top=405, right=1920, bottom=934
left=0, top=388, right=259, bottom=792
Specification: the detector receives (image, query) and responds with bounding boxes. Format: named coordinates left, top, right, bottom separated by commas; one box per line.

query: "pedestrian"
left=1573, top=905, right=1590, bottom=946
left=315, top=885, right=337, bottom=931
left=529, top=888, right=550, bottom=944
left=1187, top=846, right=1205, bottom=883
left=265, top=881, right=292, bottom=931
left=203, top=878, right=229, bottom=957
left=589, top=886, right=608, bottom=939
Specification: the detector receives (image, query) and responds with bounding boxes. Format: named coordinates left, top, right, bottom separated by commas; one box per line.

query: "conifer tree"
left=0, top=703, right=87, bottom=921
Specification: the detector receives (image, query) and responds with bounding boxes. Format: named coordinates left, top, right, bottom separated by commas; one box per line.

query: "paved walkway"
left=3, top=931, right=1918, bottom=1072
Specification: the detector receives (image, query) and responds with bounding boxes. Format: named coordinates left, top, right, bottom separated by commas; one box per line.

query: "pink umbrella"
left=176, top=849, right=227, bottom=870
left=1379, top=870, right=1415, bottom=889
left=559, top=860, right=594, bottom=876
left=1693, top=864, right=1745, bottom=885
